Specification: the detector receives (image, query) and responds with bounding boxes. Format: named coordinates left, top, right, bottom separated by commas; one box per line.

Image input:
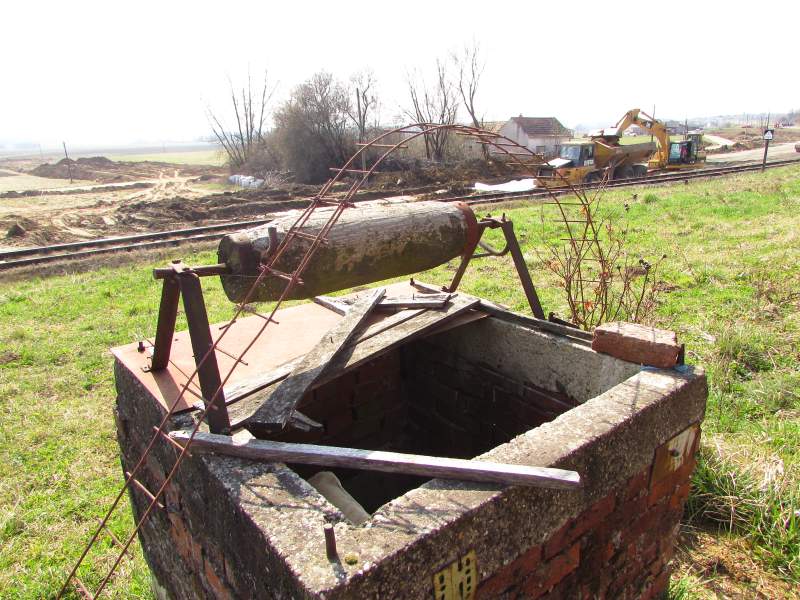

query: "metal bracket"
left=444, top=215, right=545, bottom=319
left=149, top=260, right=231, bottom=434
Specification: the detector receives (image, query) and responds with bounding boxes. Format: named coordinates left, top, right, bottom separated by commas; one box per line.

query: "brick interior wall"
left=267, top=338, right=579, bottom=512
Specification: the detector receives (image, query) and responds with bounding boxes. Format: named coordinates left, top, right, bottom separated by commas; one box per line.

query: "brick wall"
left=403, top=339, right=578, bottom=458
left=475, top=423, right=701, bottom=599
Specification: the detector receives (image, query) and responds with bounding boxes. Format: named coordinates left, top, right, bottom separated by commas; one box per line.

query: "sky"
left=2, top=0, right=798, bottom=148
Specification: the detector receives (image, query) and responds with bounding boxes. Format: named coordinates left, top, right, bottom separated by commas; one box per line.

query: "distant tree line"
left=207, top=43, right=488, bottom=184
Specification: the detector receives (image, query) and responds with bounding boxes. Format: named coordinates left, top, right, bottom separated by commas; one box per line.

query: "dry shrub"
left=540, top=179, right=665, bottom=330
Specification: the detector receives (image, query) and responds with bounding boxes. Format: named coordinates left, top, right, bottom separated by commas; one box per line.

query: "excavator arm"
left=614, top=109, right=670, bottom=167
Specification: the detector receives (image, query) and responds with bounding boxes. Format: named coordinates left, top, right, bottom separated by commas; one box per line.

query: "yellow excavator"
left=535, top=108, right=706, bottom=187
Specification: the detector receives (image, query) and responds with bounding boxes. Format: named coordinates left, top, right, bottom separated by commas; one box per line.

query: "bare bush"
left=540, top=180, right=666, bottom=330
left=273, top=72, right=354, bottom=183
left=207, top=70, right=275, bottom=168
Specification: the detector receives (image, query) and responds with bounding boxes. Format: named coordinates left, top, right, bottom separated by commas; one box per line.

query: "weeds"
left=687, top=446, right=799, bottom=580
left=539, top=178, right=666, bottom=329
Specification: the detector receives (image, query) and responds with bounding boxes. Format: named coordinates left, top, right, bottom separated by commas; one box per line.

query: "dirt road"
left=703, top=134, right=736, bottom=151
left=707, top=141, right=800, bottom=163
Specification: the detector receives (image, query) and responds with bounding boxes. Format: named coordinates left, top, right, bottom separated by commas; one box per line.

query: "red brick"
left=669, top=481, right=692, bottom=511
left=592, top=322, right=679, bottom=368
left=624, top=467, right=652, bottom=501
left=356, top=353, right=400, bottom=383
left=544, top=494, right=615, bottom=559
left=625, top=502, right=669, bottom=545
left=476, top=544, right=542, bottom=599
left=523, top=542, right=580, bottom=598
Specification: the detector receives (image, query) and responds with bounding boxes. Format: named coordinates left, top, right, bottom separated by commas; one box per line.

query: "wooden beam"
left=314, top=294, right=452, bottom=315
left=169, top=430, right=582, bottom=489
left=244, top=288, right=386, bottom=434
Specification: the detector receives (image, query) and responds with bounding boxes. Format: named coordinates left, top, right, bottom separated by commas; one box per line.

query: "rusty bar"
left=264, top=267, right=305, bottom=285
left=150, top=274, right=180, bottom=371
left=329, top=167, right=370, bottom=174
left=501, top=220, right=545, bottom=319
left=153, top=262, right=229, bottom=280
left=153, top=426, right=192, bottom=457
left=356, top=143, right=408, bottom=149
left=124, top=471, right=165, bottom=510
left=288, top=230, right=329, bottom=245
left=178, top=272, right=231, bottom=434
left=324, top=524, right=338, bottom=560
left=73, top=577, right=92, bottom=599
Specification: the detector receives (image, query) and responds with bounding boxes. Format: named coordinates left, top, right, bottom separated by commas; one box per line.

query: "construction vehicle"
left=535, top=108, right=706, bottom=187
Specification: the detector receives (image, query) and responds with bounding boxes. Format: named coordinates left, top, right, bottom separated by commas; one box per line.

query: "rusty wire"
left=59, top=123, right=551, bottom=598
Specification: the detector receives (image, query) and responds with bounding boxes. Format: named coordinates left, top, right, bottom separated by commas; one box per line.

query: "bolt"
left=324, top=524, right=338, bottom=560
left=137, top=340, right=146, bottom=353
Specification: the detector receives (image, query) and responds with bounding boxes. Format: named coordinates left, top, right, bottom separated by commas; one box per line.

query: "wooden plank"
left=321, top=296, right=481, bottom=382
left=314, top=293, right=452, bottom=314
left=244, top=287, right=386, bottom=434
left=233, top=296, right=482, bottom=432
left=170, top=430, right=582, bottom=489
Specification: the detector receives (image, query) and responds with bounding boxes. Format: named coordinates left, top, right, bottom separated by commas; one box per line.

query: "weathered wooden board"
left=313, top=293, right=452, bottom=314
left=170, top=430, right=582, bottom=489
left=244, top=288, right=385, bottom=434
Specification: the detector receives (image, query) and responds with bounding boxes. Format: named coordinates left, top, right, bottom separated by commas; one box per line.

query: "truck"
left=535, top=109, right=706, bottom=187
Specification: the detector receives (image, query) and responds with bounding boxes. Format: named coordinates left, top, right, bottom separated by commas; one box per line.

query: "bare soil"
left=674, top=525, right=798, bottom=599
left=0, top=156, right=527, bottom=249
left=28, top=156, right=222, bottom=183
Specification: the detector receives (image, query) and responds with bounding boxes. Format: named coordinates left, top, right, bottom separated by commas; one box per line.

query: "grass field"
left=1, top=167, right=799, bottom=598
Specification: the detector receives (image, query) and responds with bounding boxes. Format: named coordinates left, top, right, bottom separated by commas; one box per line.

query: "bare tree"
left=207, top=70, right=276, bottom=168
left=273, top=72, right=354, bottom=183
left=453, top=41, right=488, bottom=159
left=346, top=70, right=378, bottom=170
left=405, top=59, right=458, bottom=162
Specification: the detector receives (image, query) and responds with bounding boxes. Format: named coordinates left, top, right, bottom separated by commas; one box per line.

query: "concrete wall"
left=113, top=314, right=706, bottom=599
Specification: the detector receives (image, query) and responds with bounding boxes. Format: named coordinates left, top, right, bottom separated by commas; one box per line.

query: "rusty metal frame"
left=149, top=260, right=231, bottom=434
left=443, top=216, right=545, bottom=319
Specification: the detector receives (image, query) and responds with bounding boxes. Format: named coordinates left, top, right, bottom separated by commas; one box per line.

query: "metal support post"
left=178, top=271, right=231, bottom=434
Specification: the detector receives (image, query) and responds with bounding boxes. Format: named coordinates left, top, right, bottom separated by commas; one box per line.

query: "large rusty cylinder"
left=217, top=200, right=479, bottom=303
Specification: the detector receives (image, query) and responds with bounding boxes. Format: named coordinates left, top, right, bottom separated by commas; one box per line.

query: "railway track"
left=2, top=157, right=799, bottom=271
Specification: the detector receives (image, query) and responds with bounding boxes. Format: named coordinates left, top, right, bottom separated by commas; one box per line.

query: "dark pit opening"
left=262, top=332, right=579, bottom=515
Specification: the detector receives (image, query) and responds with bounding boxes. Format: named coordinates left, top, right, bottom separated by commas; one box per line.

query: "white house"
left=494, top=116, right=572, bottom=158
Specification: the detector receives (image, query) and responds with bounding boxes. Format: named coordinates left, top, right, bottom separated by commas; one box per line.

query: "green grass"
left=1, top=166, right=800, bottom=596
left=105, top=149, right=225, bottom=166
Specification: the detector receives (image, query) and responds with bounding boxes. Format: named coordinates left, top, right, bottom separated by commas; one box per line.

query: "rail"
left=3, top=157, right=799, bottom=272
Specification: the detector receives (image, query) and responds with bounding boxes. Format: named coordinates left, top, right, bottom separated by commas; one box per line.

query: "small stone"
left=7, top=222, right=26, bottom=237
left=344, top=552, right=359, bottom=565
left=592, top=321, right=680, bottom=368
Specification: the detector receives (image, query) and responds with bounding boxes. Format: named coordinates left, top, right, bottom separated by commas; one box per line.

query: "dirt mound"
left=29, top=157, right=224, bottom=183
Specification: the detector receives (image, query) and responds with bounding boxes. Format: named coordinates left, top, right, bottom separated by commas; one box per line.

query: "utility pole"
left=62, top=141, right=73, bottom=183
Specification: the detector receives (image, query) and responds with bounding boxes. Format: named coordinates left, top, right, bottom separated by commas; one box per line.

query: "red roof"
left=510, top=116, right=570, bottom=137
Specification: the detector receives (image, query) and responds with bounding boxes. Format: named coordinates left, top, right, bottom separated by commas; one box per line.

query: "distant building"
left=494, top=116, right=572, bottom=158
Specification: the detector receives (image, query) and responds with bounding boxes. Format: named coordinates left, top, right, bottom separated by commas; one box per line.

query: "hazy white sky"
left=2, top=0, right=798, bottom=147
